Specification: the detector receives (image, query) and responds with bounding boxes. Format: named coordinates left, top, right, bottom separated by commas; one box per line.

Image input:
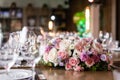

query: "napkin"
left=19, top=26, right=28, bottom=45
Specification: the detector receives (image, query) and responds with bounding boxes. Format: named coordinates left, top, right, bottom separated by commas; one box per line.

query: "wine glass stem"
left=32, top=63, right=36, bottom=80
left=6, top=68, right=10, bottom=75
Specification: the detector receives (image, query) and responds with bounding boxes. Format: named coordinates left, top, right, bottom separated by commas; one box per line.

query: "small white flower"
left=100, top=54, right=107, bottom=61
left=69, top=44, right=75, bottom=50
left=73, top=49, right=79, bottom=57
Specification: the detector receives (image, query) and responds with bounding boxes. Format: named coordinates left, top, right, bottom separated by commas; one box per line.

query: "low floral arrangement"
left=40, top=36, right=112, bottom=71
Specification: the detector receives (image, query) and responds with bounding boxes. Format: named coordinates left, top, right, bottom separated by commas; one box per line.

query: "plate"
left=111, top=48, right=120, bottom=52
left=111, top=61, right=120, bottom=69
left=0, top=69, right=33, bottom=80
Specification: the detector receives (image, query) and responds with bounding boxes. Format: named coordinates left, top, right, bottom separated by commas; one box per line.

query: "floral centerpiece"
left=40, top=36, right=112, bottom=71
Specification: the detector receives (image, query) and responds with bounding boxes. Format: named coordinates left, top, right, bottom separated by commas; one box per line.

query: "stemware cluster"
left=0, top=38, right=19, bottom=74
left=99, top=31, right=120, bottom=55
left=0, top=27, right=41, bottom=80
left=99, top=31, right=112, bottom=49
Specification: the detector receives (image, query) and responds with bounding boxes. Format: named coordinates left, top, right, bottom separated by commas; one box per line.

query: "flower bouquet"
left=39, top=36, right=112, bottom=71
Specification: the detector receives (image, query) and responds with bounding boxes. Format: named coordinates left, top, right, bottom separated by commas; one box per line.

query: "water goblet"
left=20, top=30, right=41, bottom=80
left=0, top=48, right=18, bottom=75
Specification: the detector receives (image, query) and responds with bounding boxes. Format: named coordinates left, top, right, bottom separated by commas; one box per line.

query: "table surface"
left=0, top=65, right=118, bottom=80
left=0, top=66, right=115, bottom=80
left=0, top=52, right=120, bottom=80
left=38, top=66, right=114, bottom=80
left=38, top=52, right=120, bottom=80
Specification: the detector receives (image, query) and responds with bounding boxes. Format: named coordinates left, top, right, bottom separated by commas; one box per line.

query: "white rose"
left=48, top=48, right=58, bottom=66
left=43, top=53, right=49, bottom=63
left=68, top=36, right=75, bottom=40
left=39, top=45, right=46, bottom=56
left=59, top=39, right=71, bottom=50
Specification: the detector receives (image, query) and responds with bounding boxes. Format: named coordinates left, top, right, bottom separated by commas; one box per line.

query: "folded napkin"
left=19, top=26, right=28, bottom=45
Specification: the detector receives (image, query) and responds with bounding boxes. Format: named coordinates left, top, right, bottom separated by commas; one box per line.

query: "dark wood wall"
left=116, top=0, right=120, bottom=41
left=66, top=0, right=89, bottom=31
left=102, top=0, right=112, bottom=32
left=66, top=0, right=112, bottom=32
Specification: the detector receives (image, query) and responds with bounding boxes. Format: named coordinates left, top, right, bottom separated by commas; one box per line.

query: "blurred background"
left=0, top=0, right=119, bottom=41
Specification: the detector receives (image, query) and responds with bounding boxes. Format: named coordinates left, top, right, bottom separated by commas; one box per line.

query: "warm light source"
left=88, top=0, right=94, bottom=3
left=48, top=21, right=53, bottom=30
left=50, top=15, right=55, bottom=20
left=85, top=7, right=90, bottom=32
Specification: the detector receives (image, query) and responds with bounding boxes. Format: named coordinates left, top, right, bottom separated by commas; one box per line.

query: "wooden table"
left=38, top=66, right=114, bottom=80
left=0, top=52, right=120, bottom=80
left=0, top=65, right=117, bottom=80
left=37, top=51, right=120, bottom=80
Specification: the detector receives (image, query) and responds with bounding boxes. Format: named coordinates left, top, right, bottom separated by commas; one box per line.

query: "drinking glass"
left=111, top=40, right=119, bottom=49
left=20, top=30, right=41, bottom=80
left=99, top=31, right=113, bottom=49
left=0, top=48, right=18, bottom=74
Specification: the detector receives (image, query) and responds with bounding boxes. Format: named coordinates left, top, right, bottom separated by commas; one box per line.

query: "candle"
left=88, top=0, right=94, bottom=3
left=85, top=7, right=90, bottom=31
left=48, top=21, right=53, bottom=31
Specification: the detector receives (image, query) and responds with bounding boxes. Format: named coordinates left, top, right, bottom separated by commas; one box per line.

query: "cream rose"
left=48, top=48, right=58, bottom=66
left=59, top=39, right=71, bottom=50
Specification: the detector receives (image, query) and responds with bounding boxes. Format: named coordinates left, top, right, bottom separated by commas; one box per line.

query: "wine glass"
left=0, top=48, right=18, bottom=75
left=99, top=31, right=112, bottom=49
left=20, top=30, right=41, bottom=80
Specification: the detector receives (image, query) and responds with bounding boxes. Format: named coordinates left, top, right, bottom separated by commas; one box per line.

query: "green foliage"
left=80, top=61, right=109, bottom=71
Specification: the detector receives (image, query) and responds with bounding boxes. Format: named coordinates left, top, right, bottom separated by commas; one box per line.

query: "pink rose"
left=75, top=42, right=84, bottom=52
left=90, top=48, right=98, bottom=55
left=54, top=38, right=61, bottom=49
left=83, top=38, right=93, bottom=42
left=45, top=45, right=53, bottom=53
left=73, top=65, right=84, bottom=71
left=85, top=58, right=94, bottom=67
left=91, top=55, right=100, bottom=63
left=65, top=62, right=72, bottom=70
left=57, top=50, right=69, bottom=60
left=55, top=43, right=60, bottom=49
left=80, top=52, right=89, bottom=62
left=92, top=42, right=103, bottom=53
left=75, top=39, right=89, bottom=52
left=69, top=57, right=79, bottom=66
